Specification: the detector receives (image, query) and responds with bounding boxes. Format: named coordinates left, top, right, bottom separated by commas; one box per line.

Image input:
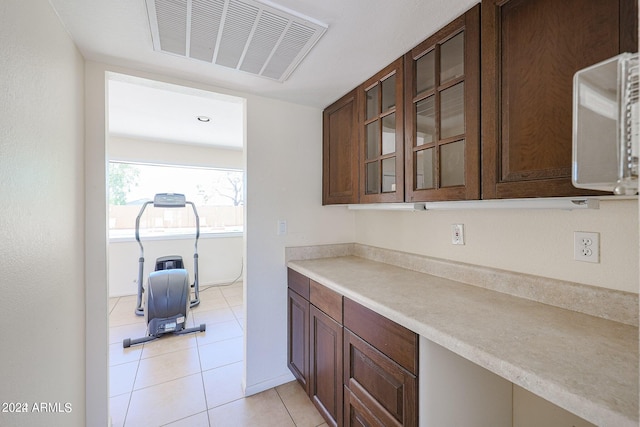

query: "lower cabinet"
left=343, top=299, right=418, bottom=427
left=287, top=288, right=310, bottom=393
left=343, top=330, right=417, bottom=427
left=287, top=269, right=419, bottom=427
left=310, top=305, right=343, bottom=427
left=288, top=269, right=344, bottom=427
left=344, top=385, right=386, bottom=427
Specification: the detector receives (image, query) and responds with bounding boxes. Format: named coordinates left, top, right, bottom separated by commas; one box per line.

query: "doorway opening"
left=105, top=72, right=247, bottom=425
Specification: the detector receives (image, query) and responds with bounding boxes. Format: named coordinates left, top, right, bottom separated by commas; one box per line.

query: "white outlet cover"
left=452, top=224, right=465, bottom=245
left=574, top=231, right=599, bottom=263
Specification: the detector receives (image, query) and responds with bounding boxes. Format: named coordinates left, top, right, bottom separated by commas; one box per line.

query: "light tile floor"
left=109, top=282, right=326, bottom=427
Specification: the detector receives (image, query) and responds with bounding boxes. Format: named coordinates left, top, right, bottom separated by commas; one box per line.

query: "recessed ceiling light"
left=197, top=116, right=211, bottom=123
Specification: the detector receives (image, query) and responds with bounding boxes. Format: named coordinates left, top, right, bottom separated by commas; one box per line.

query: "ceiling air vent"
left=145, top=0, right=327, bottom=82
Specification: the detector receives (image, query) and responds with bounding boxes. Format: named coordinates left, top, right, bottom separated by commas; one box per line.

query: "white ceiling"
left=49, top=0, right=477, bottom=147
left=107, top=74, right=245, bottom=148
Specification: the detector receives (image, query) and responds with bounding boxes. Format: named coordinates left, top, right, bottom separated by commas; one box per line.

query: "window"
left=108, top=162, right=244, bottom=239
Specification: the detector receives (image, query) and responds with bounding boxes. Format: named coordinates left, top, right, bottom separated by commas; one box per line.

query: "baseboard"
left=243, top=371, right=296, bottom=397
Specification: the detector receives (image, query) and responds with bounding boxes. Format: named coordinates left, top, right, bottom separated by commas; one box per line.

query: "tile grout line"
left=274, top=386, right=299, bottom=426
left=119, top=298, right=144, bottom=427
left=198, top=286, right=238, bottom=426
left=109, top=284, right=245, bottom=426
left=108, top=296, right=120, bottom=315
left=194, top=306, right=212, bottom=426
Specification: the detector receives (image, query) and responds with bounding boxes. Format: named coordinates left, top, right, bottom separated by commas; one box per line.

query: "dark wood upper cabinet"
left=404, top=5, right=481, bottom=202
left=322, top=1, right=636, bottom=204
left=359, top=57, right=405, bottom=203
left=481, top=0, right=638, bottom=199
left=323, top=89, right=360, bottom=205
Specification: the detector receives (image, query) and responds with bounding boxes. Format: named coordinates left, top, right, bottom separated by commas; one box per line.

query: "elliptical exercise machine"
left=123, top=193, right=205, bottom=348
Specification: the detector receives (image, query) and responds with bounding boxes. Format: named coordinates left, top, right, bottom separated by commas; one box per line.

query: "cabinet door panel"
left=344, top=330, right=417, bottom=427
left=404, top=5, right=480, bottom=202
left=323, top=89, right=359, bottom=205
left=310, top=306, right=343, bottom=427
left=481, top=0, right=637, bottom=198
left=360, top=57, right=405, bottom=203
left=288, top=289, right=309, bottom=393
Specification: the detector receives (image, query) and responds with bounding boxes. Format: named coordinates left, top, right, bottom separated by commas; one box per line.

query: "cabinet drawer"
left=288, top=268, right=310, bottom=300
left=310, top=279, right=343, bottom=323
left=343, top=298, right=418, bottom=374
left=344, top=329, right=417, bottom=427
left=344, top=385, right=395, bottom=427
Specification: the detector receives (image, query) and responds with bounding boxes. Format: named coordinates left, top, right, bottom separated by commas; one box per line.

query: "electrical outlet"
left=451, top=224, right=465, bottom=245
left=574, top=231, right=599, bottom=263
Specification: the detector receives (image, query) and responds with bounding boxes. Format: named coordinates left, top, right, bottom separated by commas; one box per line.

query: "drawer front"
left=288, top=268, right=310, bottom=300
left=343, top=298, right=418, bottom=374
left=310, top=279, right=343, bottom=323
left=344, top=385, right=395, bottom=427
left=344, top=329, right=417, bottom=427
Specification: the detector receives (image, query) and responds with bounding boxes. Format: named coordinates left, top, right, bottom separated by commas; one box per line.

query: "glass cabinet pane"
left=366, top=121, right=379, bottom=160
left=415, top=148, right=435, bottom=190
left=440, top=140, right=465, bottom=187
left=440, top=82, right=465, bottom=139
left=440, top=32, right=464, bottom=83
left=416, top=50, right=435, bottom=94
left=366, top=85, right=379, bottom=120
left=415, top=96, right=435, bottom=146
left=366, top=162, right=379, bottom=194
left=382, top=158, right=396, bottom=192
left=381, top=74, right=396, bottom=111
left=381, top=114, right=396, bottom=155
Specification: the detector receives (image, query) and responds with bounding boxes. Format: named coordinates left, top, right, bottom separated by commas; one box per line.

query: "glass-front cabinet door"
left=360, top=57, right=404, bottom=203
left=404, top=5, right=480, bottom=202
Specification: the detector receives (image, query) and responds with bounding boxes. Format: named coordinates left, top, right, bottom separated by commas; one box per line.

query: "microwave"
left=572, top=52, right=638, bottom=195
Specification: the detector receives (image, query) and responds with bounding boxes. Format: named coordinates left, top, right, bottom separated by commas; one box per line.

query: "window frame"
left=107, top=160, right=244, bottom=241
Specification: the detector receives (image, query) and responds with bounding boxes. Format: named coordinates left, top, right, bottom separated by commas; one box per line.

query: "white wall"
left=420, top=338, right=512, bottom=427
left=420, top=338, right=598, bottom=427
left=355, top=199, right=638, bottom=293
left=109, top=135, right=243, bottom=169
left=109, top=236, right=243, bottom=296
left=0, top=1, right=86, bottom=426
left=244, top=94, right=357, bottom=393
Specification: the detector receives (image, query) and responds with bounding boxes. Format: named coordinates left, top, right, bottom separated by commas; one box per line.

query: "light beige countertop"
left=287, top=255, right=638, bottom=427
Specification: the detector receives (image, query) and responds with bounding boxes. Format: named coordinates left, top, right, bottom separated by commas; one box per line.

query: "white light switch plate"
left=277, top=220, right=287, bottom=236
